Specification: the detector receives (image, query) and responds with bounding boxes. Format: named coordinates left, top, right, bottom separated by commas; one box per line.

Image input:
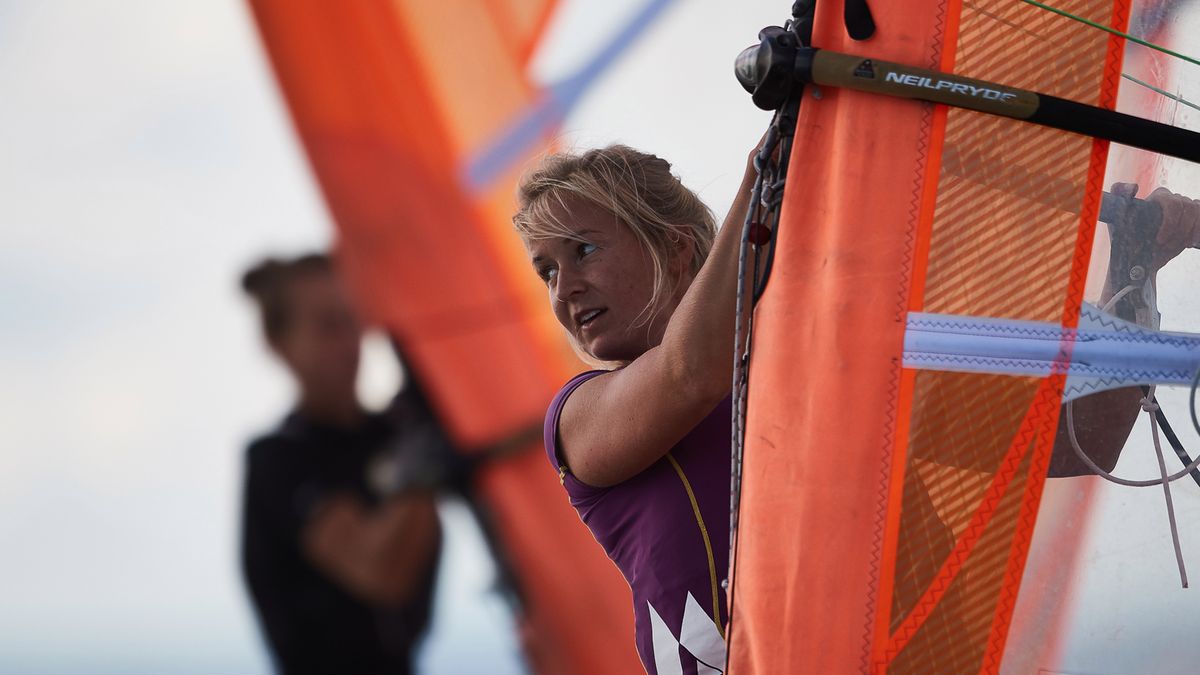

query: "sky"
left=1, top=0, right=1199, bottom=673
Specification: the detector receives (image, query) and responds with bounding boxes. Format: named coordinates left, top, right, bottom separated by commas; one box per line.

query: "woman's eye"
left=538, top=267, right=558, bottom=283
left=579, top=243, right=598, bottom=258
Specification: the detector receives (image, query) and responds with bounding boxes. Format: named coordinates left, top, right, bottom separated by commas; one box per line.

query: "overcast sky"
left=1, top=1, right=1198, bottom=673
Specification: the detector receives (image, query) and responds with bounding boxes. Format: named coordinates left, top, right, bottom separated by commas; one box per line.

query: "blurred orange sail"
left=245, top=1, right=642, bottom=672
left=728, top=1, right=1130, bottom=673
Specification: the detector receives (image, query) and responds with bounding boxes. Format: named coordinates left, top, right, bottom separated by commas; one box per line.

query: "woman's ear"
left=666, top=230, right=693, bottom=275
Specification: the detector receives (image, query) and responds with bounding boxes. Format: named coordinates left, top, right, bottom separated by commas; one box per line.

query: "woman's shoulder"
left=552, top=369, right=608, bottom=402
left=543, top=370, right=608, bottom=477
left=545, top=369, right=607, bottom=434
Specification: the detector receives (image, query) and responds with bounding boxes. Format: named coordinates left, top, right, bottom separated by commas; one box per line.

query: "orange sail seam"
left=870, top=0, right=963, bottom=667
left=877, top=375, right=1054, bottom=666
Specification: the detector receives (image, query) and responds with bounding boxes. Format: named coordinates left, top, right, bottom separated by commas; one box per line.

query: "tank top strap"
left=543, top=370, right=606, bottom=485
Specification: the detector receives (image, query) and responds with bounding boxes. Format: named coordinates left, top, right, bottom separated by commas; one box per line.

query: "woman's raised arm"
left=558, top=148, right=762, bottom=487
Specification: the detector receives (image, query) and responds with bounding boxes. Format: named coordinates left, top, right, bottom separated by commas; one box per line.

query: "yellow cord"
left=666, top=452, right=725, bottom=638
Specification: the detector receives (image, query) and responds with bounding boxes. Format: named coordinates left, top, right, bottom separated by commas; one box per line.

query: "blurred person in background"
left=239, top=253, right=441, bottom=675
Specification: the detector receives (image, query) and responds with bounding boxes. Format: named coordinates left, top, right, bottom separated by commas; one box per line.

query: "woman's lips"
left=577, top=308, right=606, bottom=331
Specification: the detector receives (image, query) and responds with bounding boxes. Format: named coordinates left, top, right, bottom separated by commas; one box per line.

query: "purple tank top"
left=544, top=370, right=731, bottom=675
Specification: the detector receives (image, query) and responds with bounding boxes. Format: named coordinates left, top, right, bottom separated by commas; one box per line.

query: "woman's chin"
left=583, top=338, right=641, bottom=365
left=581, top=336, right=616, bottom=363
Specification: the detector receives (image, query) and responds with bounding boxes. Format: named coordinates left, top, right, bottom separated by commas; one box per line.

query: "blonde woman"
left=515, top=139, right=1200, bottom=675
left=515, top=145, right=759, bottom=674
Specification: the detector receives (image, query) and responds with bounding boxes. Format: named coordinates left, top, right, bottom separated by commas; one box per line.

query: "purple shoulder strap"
left=543, top=370, right=605, bottom=477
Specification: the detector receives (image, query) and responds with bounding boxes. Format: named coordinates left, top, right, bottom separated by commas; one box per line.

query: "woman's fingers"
left=1148, top=187, right=1200, bottom=269
left=1109, top=181, right=1138, bottom=199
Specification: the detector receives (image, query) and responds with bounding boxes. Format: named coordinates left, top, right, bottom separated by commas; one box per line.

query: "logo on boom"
left=884, top=71, right=1018, bottom=103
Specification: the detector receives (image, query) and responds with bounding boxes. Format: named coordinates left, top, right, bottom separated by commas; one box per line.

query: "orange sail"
left=728, top=1, right=1130, bottom=672
left=245, top=1, right=642, bottom=672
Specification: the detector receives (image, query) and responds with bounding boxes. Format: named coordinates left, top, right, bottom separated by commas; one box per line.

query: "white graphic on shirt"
left=680, top=592, right=725, bottom=672
left=647, top=592, right=726, bottom=674
left=648, top=602, right=683, bottom=675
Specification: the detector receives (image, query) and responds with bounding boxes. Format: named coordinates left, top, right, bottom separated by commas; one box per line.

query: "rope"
left=730, top=121, right=781, bottom=518
left=1100, top=283, right=1142, bottom=314
left=1066, top=280, right=1200, bottom=586
left=971, top=2, right=1200, bottom=126
left=1067, top=290, right=1200, bottom=487
left=727, top=114, right=783, bottom=642
left=1065, top=390, right=1195, bottom=587
left=728, top=88, right=800, bottom=662
left=1154, top=405, right=1200, bottom=488
left=1065, top=398, right=1200, bottom=487
left=1191, top=364, right=1200, bottom=439
left=1018, top=0, right=1200, bottom=69
left=1121, top=73, right=1200, bottom=115
left=1144, top=389, right=1189, bottom=587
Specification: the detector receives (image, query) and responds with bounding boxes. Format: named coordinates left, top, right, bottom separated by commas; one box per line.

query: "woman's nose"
left=553, top=266, right=586, bottom=302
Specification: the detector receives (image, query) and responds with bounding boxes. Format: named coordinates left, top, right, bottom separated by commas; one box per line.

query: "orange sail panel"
left=245, top=2, right=642, bottom=672
left=728, top=1, right=1129, bottom=673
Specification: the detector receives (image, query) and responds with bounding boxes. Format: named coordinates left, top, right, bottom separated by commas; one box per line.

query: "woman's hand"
left=743, top=129, right=779, bottom=187
left=1147, top=186, right=1200, bottom=270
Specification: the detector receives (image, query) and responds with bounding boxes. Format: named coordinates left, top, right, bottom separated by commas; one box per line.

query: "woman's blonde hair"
left=513, top=144, right=717, bottom=328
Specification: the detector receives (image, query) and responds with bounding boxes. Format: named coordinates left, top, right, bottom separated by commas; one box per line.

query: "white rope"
left=1143, top=389, right=1189, bottom=587
left=1064, top=290, right=1196, bottom=587
left=1065, top=400, right=1200, bottom=486
left=1065, top=395, right=1193, bottom=587
left=1100, top=283, right=1142, bottom=314
left=1067, top=290, right=1200, bottom=486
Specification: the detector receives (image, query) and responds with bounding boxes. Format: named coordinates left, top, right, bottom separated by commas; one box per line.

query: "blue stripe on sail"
left=902, top=304, right=1200, bottom=401
left=463, top=0, right=678, bottom=193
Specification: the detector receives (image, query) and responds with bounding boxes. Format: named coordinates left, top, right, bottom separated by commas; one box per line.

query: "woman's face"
left=526, top=199, right=685, bottom=363
left=273, top=272, right=362, bottom=398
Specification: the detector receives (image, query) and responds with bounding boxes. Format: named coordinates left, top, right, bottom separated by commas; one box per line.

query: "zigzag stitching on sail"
left=867, top=0, right=955, bottom=665
left=879, top=376, right=1054, bottom=663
